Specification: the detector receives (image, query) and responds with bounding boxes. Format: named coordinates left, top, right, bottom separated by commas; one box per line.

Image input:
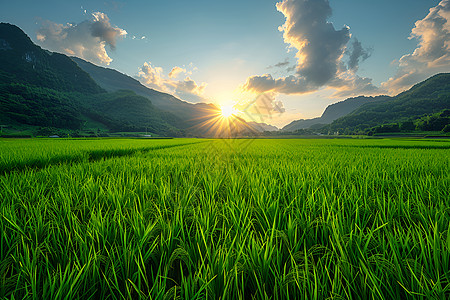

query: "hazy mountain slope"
left=281, top=117, right=322, bottom=131
left=320, top=96, right=391, bottom=123
left=78, top=90, right=185, bottom=135
left=246, top=122, right=279, bottom=132
left=71, top=57, right=213, bottom=121
left=282, top=95, right=389, bottom=131
left=328, top=73, right=450, bottom=133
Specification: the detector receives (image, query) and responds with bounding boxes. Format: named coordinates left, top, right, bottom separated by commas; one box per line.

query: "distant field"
left=0, top=138, right=449, bottom=299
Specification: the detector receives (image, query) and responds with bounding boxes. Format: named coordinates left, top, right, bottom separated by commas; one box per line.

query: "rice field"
left=0, top=138, right=449, bottom=299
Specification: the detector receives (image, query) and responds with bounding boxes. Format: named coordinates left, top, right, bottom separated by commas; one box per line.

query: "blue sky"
left=1, top=0, right=448, bottom=127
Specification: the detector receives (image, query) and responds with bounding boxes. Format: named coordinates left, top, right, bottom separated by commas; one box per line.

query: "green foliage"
left=0, top=83, right=82, bottom=129
left=0, top=138, right=449, bottom=299
left=78, top=90, right=185, bottom=136
left=0, top=23, right=104, bottom=94
left=328, top=73, right=450, bottom=134
left=415, top=109, right=450, bottom=132
left=366, top=109, right=450, bottom=135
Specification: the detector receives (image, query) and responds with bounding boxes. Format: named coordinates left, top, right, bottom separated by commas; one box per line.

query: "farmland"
left=0, top=138, right=449, bottom=299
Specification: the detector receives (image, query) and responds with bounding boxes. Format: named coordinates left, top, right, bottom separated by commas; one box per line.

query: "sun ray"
left=188, top=103, right=255, bottom=137
left=220, top=104, right=239, bottom=118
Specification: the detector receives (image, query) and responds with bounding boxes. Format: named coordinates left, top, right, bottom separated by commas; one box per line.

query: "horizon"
left=1, top=0, right=449, bottom=127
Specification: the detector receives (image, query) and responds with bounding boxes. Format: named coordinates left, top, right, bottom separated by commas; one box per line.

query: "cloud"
left=90, top=12, right=126, bottom=50
left=171, top=77, right=206, bottom=95
left=382, top=0, right=450, bottom=94
left=242, top=74, right=313, bottom=94
left=329, top=73, right=379, bottom=98
left=276, top=0, right=351, bottom=86
left=266, top=58, right=290, bottom=69
left=137, top=62, right=207, bottom=103
left=168, top=66, right=186, bottom=78
left=137, top=62, right=165, bottom=90
left=36, top=12, right=126, bottom=65
left=346, top=38, right=372, bottom=71
left=242, top=0, right=375, bottom=98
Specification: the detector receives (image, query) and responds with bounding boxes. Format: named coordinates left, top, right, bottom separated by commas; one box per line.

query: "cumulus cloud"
left=242, top=0, right=375, bottom=98
left=36, top=12, right=126, bottom=65
left=277, top=0, right=351, bottom=85
left=171, top=77, right=206, bottom=95
left=168, top=66, right=186, bottom=78
left=243, top=74, right=313, bottom=94
left=137, top=62, right=165, bottom=90
left=90, top=12, right=126, bottom=49
left=137, top=62, right=207, bottom=103
left=329, top=73, right=379, bottom=98
left=382, top=0, right=450, bottom=94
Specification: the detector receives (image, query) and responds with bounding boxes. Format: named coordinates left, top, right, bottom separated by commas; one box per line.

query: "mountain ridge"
left=282, top=95, right=390, bottom=131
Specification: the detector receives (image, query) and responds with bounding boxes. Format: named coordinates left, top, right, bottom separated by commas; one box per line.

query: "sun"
left=221, top=105, right=238, bottom=118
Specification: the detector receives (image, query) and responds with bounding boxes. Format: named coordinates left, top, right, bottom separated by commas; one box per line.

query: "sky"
left=1, top=0, right=449, bottom=127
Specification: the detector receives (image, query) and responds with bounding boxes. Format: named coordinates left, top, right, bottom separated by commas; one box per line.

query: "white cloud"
left=168, top=66, right=186, bottom=78
left=382, top=0, right=450, bottom=94
left=137, top=62, right=165, bottom=90
left=137, top=62, right=207, bottom=103
left=36, top=12, right=126, bottom=65
left=242, top=0, right=376, bottom=98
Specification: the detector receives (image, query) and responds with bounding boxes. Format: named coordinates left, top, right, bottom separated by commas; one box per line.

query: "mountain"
left=246, top=122, right=278, bottom=132
left=327, top=73, right=450, bottom=133
left=71, top=57, right=278, bottom=135
left=282, top=95, right=389, bottom=131
left=0, top=23, right=183, bottom=136
left=71, top=57, right=221, bottom=129
left=71, top=57, right=195, bottom=116
left=0, top=23, right=103, bottom=94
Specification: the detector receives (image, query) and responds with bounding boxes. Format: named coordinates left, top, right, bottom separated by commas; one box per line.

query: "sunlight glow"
left=189, top=103, right=255, bottom=138
left=221, top=105, right=238, bottom=118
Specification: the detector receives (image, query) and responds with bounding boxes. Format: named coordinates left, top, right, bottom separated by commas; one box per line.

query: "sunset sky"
left=1, top=0, right=449, bottom=127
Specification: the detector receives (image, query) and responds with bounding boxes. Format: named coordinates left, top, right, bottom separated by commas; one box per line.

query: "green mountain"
left=328, top=73, right=450, bottom=134
left=72, top=57, right=280, bottom=135
left=0, top=23, right=103, bottom=94
left=71, top=57, right=196, bottom=117
left=0, top=23, right=183, bottom=136
left=71, top=57, right=227, bottom=132
left=282, top=96, right=389, bottom=131
left=78, top=90, right=184, bottom=135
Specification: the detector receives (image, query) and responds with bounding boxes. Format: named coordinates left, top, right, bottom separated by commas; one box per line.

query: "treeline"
left=0, top=83, right=82, bottom=129
left=0, top=83, right=185, bottom=136
left=367, top=109, right=450, bottom=135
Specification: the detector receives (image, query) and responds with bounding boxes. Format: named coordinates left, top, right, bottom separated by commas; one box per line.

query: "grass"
left=0, top=138, right=449, bottom=299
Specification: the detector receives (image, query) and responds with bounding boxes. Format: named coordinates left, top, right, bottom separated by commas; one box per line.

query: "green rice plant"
left=0, top=138, right=449, bottom=299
